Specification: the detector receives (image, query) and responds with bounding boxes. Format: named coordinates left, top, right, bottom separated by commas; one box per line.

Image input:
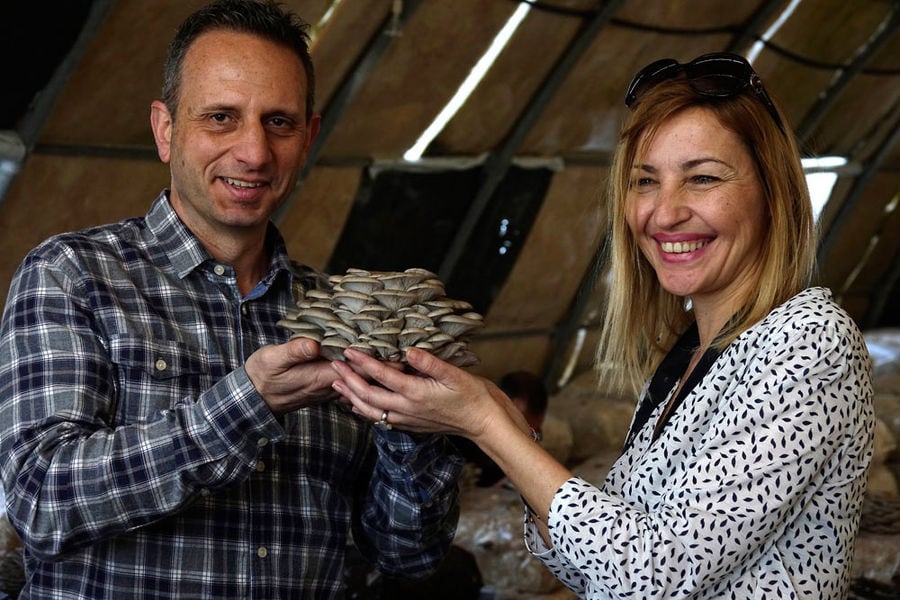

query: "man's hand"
left=245, top=337, right=340, bottom=416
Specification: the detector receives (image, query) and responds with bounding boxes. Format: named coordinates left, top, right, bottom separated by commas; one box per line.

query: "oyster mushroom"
left=372, top=290, right=419, bottom=311
left=349, top=314, right=381, bottom=334
left=337, top=275, right=384, bottom=294
left=398, top=327, right=429, bottom=347
left=320, top=336, right=350, bottom=361
left=369, top=339, right=401, bottom=361
left=402, top=312, right=433, bottom=330
left=300, top=308, right=340, bottom=329
left=366, top=326, right=403, bottom=344
left=407, top=282, right=444, bottom=302
left=305, top=289, right=333, bottom=302
left=324, top=321, right=359, bottom=344
left=278, top=266, right=484, bottom=366
left=360, top=305, right=392, bottom=320
left=332, top=291, right=372, bottom=313
left=436, top=314, right=484, bottom=338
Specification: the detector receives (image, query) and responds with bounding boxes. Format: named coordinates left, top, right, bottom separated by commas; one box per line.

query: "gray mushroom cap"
left=279, top=267, right=484, bottom=365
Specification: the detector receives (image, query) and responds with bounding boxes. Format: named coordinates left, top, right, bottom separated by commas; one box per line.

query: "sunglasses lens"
left=686, top=72, right=746, bottom=97
left=684, top=55, right=751, bottom=96
left=625, top=59, right=680, bottom=107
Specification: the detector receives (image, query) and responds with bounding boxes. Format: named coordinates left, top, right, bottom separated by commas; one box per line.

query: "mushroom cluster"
left=278, top=267, right=484, bottom=367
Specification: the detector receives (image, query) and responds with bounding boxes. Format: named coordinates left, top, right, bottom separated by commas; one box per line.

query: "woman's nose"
left=652, top=184, right=691, bottom=227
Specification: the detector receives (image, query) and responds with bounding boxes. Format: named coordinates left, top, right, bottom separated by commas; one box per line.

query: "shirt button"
left=154, top=359, right=167, bottom=372
left=257, top=438, right=269, bottom=448
left=214, top=264, right=226, bottom=276
left=200, top=488, right=209, bottom=496
left=255, top=461, right=266, bottom=472
left=257, top=546, right=268, bottom=558
left=241, top=304, right=248, bottom=316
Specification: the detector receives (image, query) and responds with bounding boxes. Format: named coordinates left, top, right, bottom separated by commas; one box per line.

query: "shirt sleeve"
left=528, top=316, right=873, bottom=598
left=354, top=428, right=463, bottom=578
left=0, top=251, right=283, bottom=560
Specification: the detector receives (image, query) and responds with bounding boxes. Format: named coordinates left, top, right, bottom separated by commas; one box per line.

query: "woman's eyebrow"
left=681, top=157, right=729, bottom=170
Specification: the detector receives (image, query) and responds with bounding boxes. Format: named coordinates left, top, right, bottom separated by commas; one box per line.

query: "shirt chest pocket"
left=108, top=335, right=214, bottom=423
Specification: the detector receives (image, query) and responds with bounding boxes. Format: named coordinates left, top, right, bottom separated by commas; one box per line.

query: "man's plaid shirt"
left=0, top=193, right=462, bottom=599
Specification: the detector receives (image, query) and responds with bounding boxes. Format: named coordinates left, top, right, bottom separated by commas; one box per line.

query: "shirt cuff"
left=371, top=430, right=463, bottom=503
left=199, top=366, right=285, bottom=454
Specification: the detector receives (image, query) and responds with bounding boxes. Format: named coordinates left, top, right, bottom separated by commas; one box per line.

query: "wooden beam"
left=273, top=0, right=424, bottom=225
left=437, top=0, right=627, bottom=283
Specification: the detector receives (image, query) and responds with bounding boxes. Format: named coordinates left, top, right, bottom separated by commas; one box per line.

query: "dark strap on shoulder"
left=621, top=322, right=719, bottom=454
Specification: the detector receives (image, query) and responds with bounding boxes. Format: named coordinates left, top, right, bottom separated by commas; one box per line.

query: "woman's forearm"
left=473, top=415, right=572, bottom=545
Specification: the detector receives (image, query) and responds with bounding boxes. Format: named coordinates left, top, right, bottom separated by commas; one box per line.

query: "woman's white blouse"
left=526, top=287, right=874, bottom=599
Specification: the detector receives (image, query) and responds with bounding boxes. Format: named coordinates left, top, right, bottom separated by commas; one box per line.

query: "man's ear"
left=150, top=100, right=173, bottom=164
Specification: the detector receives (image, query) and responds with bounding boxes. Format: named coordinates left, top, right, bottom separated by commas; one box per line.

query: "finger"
left=331, top=360, right=469, bottom=435
left=403, top=347, right=464, bottom=388
left=334, top=380, right=451, bottom=435
left=285, top=337, right=320, bottom=362
left=341, top=348, right=417, bottom=394
left=343, top=354, right=401, bottom=379
left=330, top=378, right=368, bottom=415
left=343, top=347, right=467, bottom=403
left=330, top=360, right=395, bottom=418
left=333, top=377, right=405, bottom=426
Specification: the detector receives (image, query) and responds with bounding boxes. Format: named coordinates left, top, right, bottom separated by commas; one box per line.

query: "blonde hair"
left=595, top=77, right=815, bottom=394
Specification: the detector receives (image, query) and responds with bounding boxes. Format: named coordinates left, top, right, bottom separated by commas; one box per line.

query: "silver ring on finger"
left=374, top=409, right=392, bottom=431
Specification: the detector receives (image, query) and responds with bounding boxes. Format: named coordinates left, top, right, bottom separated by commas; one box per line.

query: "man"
left=0, top=1, right=461, bottom=598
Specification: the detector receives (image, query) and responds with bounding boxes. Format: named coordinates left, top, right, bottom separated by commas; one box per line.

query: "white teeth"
left=661, top=240, right=708, bottom=254
left=223, top=177, right=262, bottom=189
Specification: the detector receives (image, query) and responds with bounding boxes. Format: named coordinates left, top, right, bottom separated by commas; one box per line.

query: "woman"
left=330, top=53, right=874, bottom=599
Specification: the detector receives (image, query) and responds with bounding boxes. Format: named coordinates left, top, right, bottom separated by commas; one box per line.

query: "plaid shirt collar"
left=147, top=190, right=295, bottom=291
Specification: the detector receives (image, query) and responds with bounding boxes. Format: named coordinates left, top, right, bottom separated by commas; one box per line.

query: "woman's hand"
left=334, top=347, right=571, bottom=545
left=330, top=347, right=529, bottom=440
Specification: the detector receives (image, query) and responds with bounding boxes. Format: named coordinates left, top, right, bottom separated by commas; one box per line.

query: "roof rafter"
left=796, top=3, right=900, bottom=143
left=273, top=0, right=424, bottom=225
left=436, top=0, right=627, bottom=283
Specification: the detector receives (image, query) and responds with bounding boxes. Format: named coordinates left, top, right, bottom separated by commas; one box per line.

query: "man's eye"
left=267, top=116, right=299, bottom=131
left=210, top=113, right=230, bottom=123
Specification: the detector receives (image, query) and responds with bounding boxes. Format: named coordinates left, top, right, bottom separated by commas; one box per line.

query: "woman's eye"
left=691, top=175, right=718, bottom=184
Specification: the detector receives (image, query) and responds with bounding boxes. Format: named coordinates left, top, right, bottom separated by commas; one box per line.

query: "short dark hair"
left=161, top=0, right=316, bottom=119
left=498, top=371, right=548, bottom=416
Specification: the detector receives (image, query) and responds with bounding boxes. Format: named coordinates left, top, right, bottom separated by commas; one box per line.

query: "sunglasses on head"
left=624, top=52, right=786, bottom=135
